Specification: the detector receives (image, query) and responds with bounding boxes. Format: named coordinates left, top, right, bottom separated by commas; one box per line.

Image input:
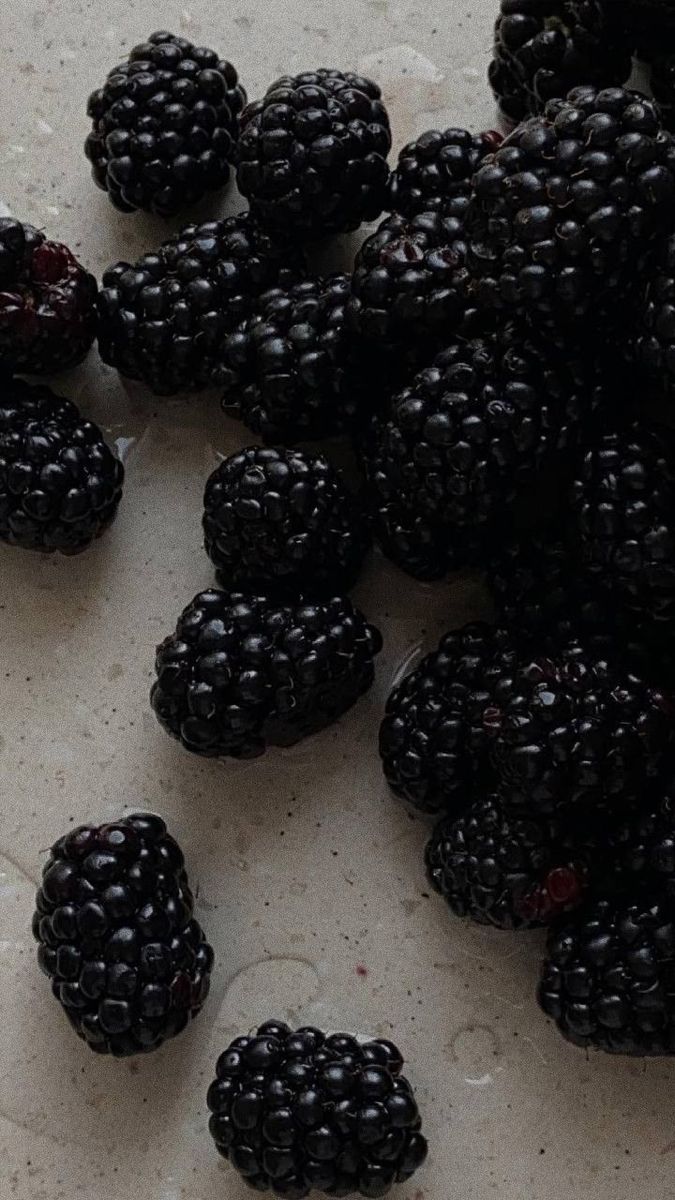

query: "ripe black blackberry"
left=85, top=31, right=245, bottom=216
left=203, top=446, right=369, bottom=596
left=236, top=69, right=391, bottom=240
left=484, top=532, right=663, bottom=679
left=425, top=794, right=585, bottom=930
left=362, top=324, right=588, bottom=573
left=151, top=588, right=382, bottom=759
left=0, top=379, right=124, bottom=554
left=379, top=624, right=517, bottom=817
left=388, top=128, right=501, bottom=219
left=539, top=891, right=675, bottom=1054
left=221, top=276, right=363, bottom=441
left=635, top=234, right=675, bottom=399
left=207, top=1021, right=428, bottom=1197
left=32, top=813, right=213, bottom=1056
left=488, top=2, right=632, bottom=125
left=98, top=214, right=305, bottom=395
left=570, top=420, right=675, bottom=635
left=484, top=640, right=675, bottom=816
left=346, top=211, right=472, bottom=371
left=467, top=87, right=675, bottom=323
left=0, top=219, right=97, bottom=374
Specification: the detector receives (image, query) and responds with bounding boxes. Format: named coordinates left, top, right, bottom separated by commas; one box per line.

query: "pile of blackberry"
left=13, top=10, right=675, bottom=1195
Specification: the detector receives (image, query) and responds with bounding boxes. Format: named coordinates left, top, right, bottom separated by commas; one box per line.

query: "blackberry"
left=467, top=86, right=675, bottom=323
left=606, top=794, right=675, bottom=885
left=388, top=128, right=501, bottom=219
left=207, top=1021, right=428, bottom=1197
left=98, top=214, right=304, bottom=395
left=346, top=211, right=472, bottom=371
left=425, top=794, right=585, bottom=930
left=202, top=446, right=369, bottom=596
left=236, top=69, right=392, bottom=240
left=221, top=276, right=362, bottom=441
left=362, top=324, right=588, bottom=575
left=379, top=623, right=517, bottom=817
left=0, top=219, right=97, bottom=375
left=484, top=640, right=675, bottom=816
left=488, top=2, right=632, bottom=126
left=85, top=31, right=245, bottom=216
left=0, top=378, right=124, bottom=554
left=539, top=892, right=675, bottom=1054
left=151, top=588, right=382, bottom=759
left=484, top=532, right=662, bottom=678
left=32, top=813, right=213, bottom=1056
left=570, top=420, right=675, bottom=635
left=635, top=234, right=675, bottom=398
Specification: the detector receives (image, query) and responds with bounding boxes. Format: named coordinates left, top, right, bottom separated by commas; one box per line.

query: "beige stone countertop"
left=0, top=2, right=670, bottom=1198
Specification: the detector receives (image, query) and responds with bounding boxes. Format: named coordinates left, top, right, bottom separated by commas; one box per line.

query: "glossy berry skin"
left=468, top=87, right=675, bottom=323
left=362, top=324, right=589, bottom=577
left=488, top=1, right=632, bottom=125
left=379, top=624, right=518, bottom=817
left=98, top=214, right=305, bottom=395
left=0, top=219, right=97, bottom=374
left=539, top=893, right=675, bottom=1054
left=222, top=276, right=361, bottom=441
left=85, top=31, right=246, bottom=216
left=570, top=421, right=675, bottom=635
left=203, top=446, right=369, bottom=596
left=0, top=379, right=124, bottom=554
left=207, top=1022, right=428, bottom=1196
left=32, top=813, right=213, bottom=1056
left=151, top=589, right=382, bottom=759
left=237, top=69, right=392, bottom=239
left=388, top=127, right=500, bottom=219
left=426, top=794, right=584, bottom=930
left=484, top=640, right=675, bottom=816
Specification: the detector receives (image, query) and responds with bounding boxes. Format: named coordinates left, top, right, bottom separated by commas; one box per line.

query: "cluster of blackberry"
left=12, top=7, right=675, bottom=1196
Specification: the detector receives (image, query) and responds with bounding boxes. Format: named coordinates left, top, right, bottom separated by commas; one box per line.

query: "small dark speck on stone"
left=421, top=892, right=430, bottom=899
left=356, top=964, right=368, bottom=977
left=539, top=1148, right=545, bottom=1155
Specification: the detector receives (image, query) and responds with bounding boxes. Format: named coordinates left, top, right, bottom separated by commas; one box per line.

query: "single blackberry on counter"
left=635, top=234, right=675, bottom=398
left=346, top=211, right=472, bottom=370
left=85, top=31, right=245, bottom=216
left=32, top=813, right=213, bottom=1056
left=236, top=69, right=392, bottom=239
left=151, top=589, right=382, bottom=758
left=484, top=640, right=675, bottom=815
left=379, top=624, right=517, bottom=816
left=0, top=218, right=97, bottom=374
left=221, top=276, right=363, bottom=441
left=98, top=214, right=305, bottom=395
left=488, top=2, right=632, bottom=125
left=570, top=421, right=675, bottom=635
left=0, top=378, right=124, bottom=553
left=426, top=794, right=585, bottom=930
left=539, top=891, right=675, bottom=1054
left=467, top=87, right=675, bottom=323
left=203, top=446, right=369, bottom=596
left=207, top=1021, right=428, bottom=1197
left=388, top=128, right=501, bottom=219
left=362, top=324, right=589, bottom=568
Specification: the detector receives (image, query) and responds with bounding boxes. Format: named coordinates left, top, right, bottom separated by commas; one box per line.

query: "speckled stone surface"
left=0, top=3, right=673, bottom=1199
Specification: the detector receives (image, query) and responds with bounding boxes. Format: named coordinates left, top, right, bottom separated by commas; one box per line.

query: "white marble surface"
left=0, top=2, right=672, bottom=1198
